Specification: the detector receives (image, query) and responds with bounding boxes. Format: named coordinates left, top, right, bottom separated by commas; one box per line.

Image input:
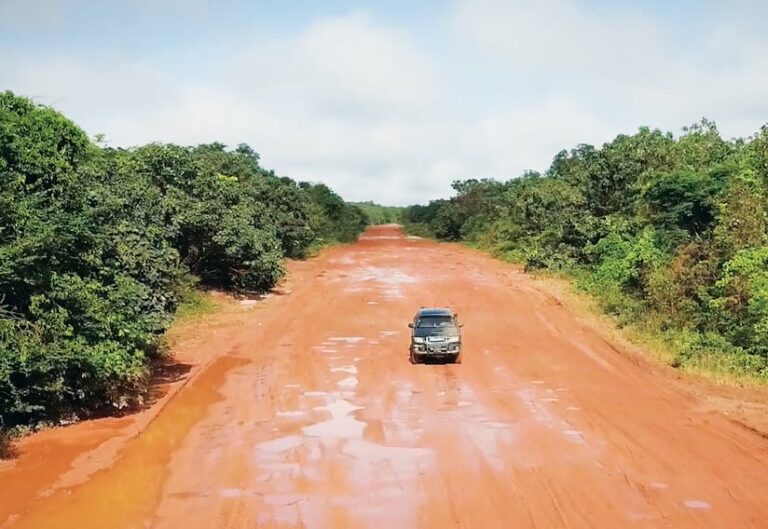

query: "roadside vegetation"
left=404, top=120, right=768, bottom=383
left=351, top=201, right=403, bottom=225
left=0, top=91, right=368, bottom=431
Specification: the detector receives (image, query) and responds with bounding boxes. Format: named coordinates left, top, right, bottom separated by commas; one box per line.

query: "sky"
left=2, top=0, right=767, bottom=205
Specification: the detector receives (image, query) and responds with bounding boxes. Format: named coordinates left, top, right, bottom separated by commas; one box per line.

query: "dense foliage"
left=351, top=201, right=403, bottom=225
left=404, top=121, right=768, bottom=379
left=0, top=92, right=366, bottom=429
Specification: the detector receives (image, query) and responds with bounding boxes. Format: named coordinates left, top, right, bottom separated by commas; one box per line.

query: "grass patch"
left=0, top=428, right=20, bottom=459
left=173, top=287, right=219, bottom=323
left=401, top=222, right=435, bottom=238
left=302, top=239, right=343, bottom=259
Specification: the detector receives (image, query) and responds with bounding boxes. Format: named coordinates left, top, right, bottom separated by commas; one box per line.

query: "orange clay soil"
left=2, top=225, right=768, bottom=529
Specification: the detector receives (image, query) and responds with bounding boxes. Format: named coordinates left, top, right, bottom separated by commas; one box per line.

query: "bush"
left=0, top=92, right=366, bottom=430
left=403, top=118, right=768, bottom=380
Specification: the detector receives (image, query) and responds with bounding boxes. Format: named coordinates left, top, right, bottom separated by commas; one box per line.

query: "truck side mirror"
left=459, top=324, right=464, bottom=328
left=408, top=323, right=414, bottom=328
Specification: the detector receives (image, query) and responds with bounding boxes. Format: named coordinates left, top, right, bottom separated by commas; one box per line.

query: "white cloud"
left=2, top=3, right=767, bottom=205
left=452, top=0, right=668, bottom=79
left=451, top=0, right=768, bottom=139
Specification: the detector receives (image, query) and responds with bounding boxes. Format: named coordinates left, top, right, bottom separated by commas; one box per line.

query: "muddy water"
left=3, top=225, right=768, bottom=529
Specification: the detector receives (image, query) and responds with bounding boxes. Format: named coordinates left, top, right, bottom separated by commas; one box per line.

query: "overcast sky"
left=2, top=0, right=767, bottom=205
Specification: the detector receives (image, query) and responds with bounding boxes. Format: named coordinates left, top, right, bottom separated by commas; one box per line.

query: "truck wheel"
left=454, top=352, right=463, bottom=364
left=409, top=350, right=418, bottom=364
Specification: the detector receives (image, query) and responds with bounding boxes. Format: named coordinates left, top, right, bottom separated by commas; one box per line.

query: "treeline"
left=0, top=91, right=367, bottom=429
left=404, top=120, right=768, bottom=379
left=351, top=201, right=403, bottom=225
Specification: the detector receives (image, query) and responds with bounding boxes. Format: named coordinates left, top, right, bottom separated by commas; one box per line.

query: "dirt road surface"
left=2, top=225, right=768, bottom=528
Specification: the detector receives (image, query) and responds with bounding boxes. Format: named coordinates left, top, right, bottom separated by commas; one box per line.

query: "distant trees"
left=350, top=202, right=403, bottom=225
left=403, top=120, right=768, bottom=379
left=0, top=91, right=367, bottom=429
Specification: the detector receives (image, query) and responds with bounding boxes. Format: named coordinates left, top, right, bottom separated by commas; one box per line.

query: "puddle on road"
left=275, top=410, right=305, bottom=419
left=683, top=500, right=711, bottom=510
left=563, top=430, right=586, bottom=444
left=340, top=266, right=418, bottom=300
left=337, top=376, right=359, bottom=389
left=331, top=365, right=358, bottom=375
left=328, top=336, right=366, bottom=344
left=302, top=391, right=330, bottom=398
left=256, top=436, right=303, bottom=454
left=343, top=439, right=431, bottom=464
left=303, top=399, right=366, bottom=439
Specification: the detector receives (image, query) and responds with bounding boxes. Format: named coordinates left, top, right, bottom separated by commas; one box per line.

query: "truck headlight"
left=413, top=337, right=425, bottom=344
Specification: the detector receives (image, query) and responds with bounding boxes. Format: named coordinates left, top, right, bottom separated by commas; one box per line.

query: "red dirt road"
left=2, top=225, right=768, bottom=528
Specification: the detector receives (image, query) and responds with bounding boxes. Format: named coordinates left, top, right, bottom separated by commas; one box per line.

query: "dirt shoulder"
left=520, top=270, right=768, bottom=437
left=0, top=273, right=300, bottom=524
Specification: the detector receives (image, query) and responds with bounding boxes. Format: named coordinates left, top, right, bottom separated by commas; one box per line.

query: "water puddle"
left=275, top=410, right=305, bottom=419
left=256, top=435, right=303, bottom=454
left=331, top=365, right=358, bottom=375
left=518, top=388, right=559, bottom=427
left=563, top=430, right=585, bottom=443
left=303, top=399, right=366, bottom=438
left=342, top=439, right=431, bottom=464
left=341, top=266, right=417, bottom=299
left=302, top=391, right=330, bottom=398
left=482, top=421, right=511, bottom=429
left=683, top=500, right=711, bottom=510
left=328, top=336, right=366, bottom=344
left=337, top=376, right=359, bottom=389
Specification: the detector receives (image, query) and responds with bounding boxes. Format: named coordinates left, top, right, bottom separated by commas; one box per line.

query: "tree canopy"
left=0, top=91, right=367, bottom=429
left=404, top=120, right=768, bottom=379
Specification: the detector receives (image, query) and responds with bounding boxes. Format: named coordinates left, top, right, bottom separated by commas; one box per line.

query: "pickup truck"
left=408, top=307, right=463, bottom=364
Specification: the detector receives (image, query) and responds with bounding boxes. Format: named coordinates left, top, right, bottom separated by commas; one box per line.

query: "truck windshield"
left=414, top=316, right=458, bottom=337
